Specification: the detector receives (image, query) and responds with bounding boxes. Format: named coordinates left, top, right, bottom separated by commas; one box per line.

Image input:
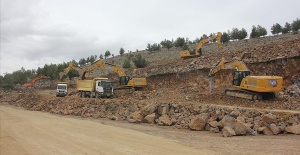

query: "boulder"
left=222, top=127, right=236, bottom=137
left=288, top=116, right=299, bottom=125
left=157, top=104, right=170, bottom=115
left=210, top=127, right=220, bottom=133
left=144, top=113, right=156, bottom=123
left=209, top=121, right=219, bottom=128
left=140, top=103, right=157, bottom=117
left=229, top=110, right=240, bottom=118
left=258, top=127, right=273, bottom=135
left=234, top=120, right=251, bottom=135
left=219, top=115, right=236, bottom=128
left=157, top=114, right=172, bottom=126
left=285, top=124, right=300, bottom=134
left=261, top=113, right=277, bottom=124
left=131, top=111, right=144, bottom=122
left=189, top=113, right=209, bottom=131
left=270, top=123, right=281, bottom=135
left=220, top=115, right=252, bottom=136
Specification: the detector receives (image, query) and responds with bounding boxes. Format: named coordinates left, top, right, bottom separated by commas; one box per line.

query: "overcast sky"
left=1, top=0, right=299, bottom=75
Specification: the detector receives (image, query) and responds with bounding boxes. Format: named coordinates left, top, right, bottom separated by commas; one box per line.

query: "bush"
left=132, top=54, right=147, bottom=68
left=160, top=39, right=173, bottom=50
left=122, top=59, right=132, bottom=68
left=271, top=23, right=282, bottom=35
left=250, top=25, right=267, bottom=38
left=292, top=18, right=300, bottom=32
left=221, top=32, right=230, bottom=43
left=119, top=48, right=125, bottom=56
left=174, top=37, right=186, bottom=47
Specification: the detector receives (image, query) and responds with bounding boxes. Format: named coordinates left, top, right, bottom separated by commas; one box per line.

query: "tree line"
left=146, top=18, right=300, bottom=50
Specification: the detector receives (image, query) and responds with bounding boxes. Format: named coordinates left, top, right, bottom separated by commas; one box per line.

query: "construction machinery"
left=59, top=62, right=79, bottom=81
left=180, top=32, right=222, bottom=58
left=56, top=82, right=68, bottom=97
left=76, top=77, right=113, bottom=98
left=23, top=75, right=48, bottom=88
left=208, top=57, right=283, bottom=100
left=79, top=60, right=147, bottom=90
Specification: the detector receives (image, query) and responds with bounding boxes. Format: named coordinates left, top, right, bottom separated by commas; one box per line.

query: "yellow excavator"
left=79, top=60, right=147, bottom=90
left=208, top=57, right=283, bottom=100
left=59, top=62, right=79, bottom=81
left=180, top=32, right=222, bottom=58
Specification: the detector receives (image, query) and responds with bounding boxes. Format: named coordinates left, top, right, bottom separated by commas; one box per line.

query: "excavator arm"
left=109, top=65, right=126, bottom=77
left=208, top=57, right=249, bottom=77
left=180, top=32, right=222, bottom=58
left=79, top=60, right=108, bottom=79
left=195, top=32, right=222, bottom=53
left=78, top=60, right=127, bottom=79
left=23, top=75, right=48, bottom=87
left=59, top=62, right=78, bottom=80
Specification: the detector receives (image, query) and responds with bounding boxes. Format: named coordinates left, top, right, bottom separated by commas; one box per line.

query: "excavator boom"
left=23, top=75, right=48, bottom=87
left=208, top=57, right=249, bottom=77
left=59, top=62, right=78, bottom=80
left=180, top=32, right=222, bottom=58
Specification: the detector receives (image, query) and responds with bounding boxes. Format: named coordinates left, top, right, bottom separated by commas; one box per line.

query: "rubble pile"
left=1, top=93, right=300, bottom=137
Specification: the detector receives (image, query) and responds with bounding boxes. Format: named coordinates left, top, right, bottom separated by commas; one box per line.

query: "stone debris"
left=2, top=92, right=300, bottom=137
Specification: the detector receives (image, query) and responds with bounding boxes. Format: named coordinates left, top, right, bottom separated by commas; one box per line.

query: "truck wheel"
left=81, top=92, right=85, bottom=98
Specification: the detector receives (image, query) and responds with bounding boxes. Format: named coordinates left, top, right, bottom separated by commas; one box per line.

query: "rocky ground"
left=1, top=32, right=300, bottom=138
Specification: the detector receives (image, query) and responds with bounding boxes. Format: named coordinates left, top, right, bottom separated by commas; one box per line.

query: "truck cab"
left=95, top=80, right=114, bottom=98
left=56, top=82, right=68, bottom=97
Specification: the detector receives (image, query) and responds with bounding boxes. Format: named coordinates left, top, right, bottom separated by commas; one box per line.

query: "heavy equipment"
left=59, top=62, right=79, bottom=81
left=79, top=60, right=147, bottom=90
left=56, top=82, right=68, bottom=97
left=23, top=75, right=48, bottom=88
left=180, top=32, right=222, bottom=58
left=208, top=57, right=283, bottom=100
left=76, top=77, right=113, bottom=98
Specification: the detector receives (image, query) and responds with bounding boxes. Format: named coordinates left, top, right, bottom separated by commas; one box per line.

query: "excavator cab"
left=232, top=70, right=250, bottom=86
left=119, top=76, right=131, bottom=85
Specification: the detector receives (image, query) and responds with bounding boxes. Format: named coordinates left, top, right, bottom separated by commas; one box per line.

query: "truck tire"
left=96, top=93, right=101, bottom=98
left=81, top=92, right=85, bottom=98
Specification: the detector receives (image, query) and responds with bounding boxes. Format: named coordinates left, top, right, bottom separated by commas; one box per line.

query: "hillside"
left=93, top=33, right=300, bottom=94
left=2, top=32, right=300, bottom=139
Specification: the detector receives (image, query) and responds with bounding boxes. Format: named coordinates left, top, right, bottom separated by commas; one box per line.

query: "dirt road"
left=1, top=105, right=300, bottom=155
left=0, top=105, right=213, bottom=155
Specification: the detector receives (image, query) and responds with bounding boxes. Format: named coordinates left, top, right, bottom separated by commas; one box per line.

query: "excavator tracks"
left=225, top=89, right=275, bottom=101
